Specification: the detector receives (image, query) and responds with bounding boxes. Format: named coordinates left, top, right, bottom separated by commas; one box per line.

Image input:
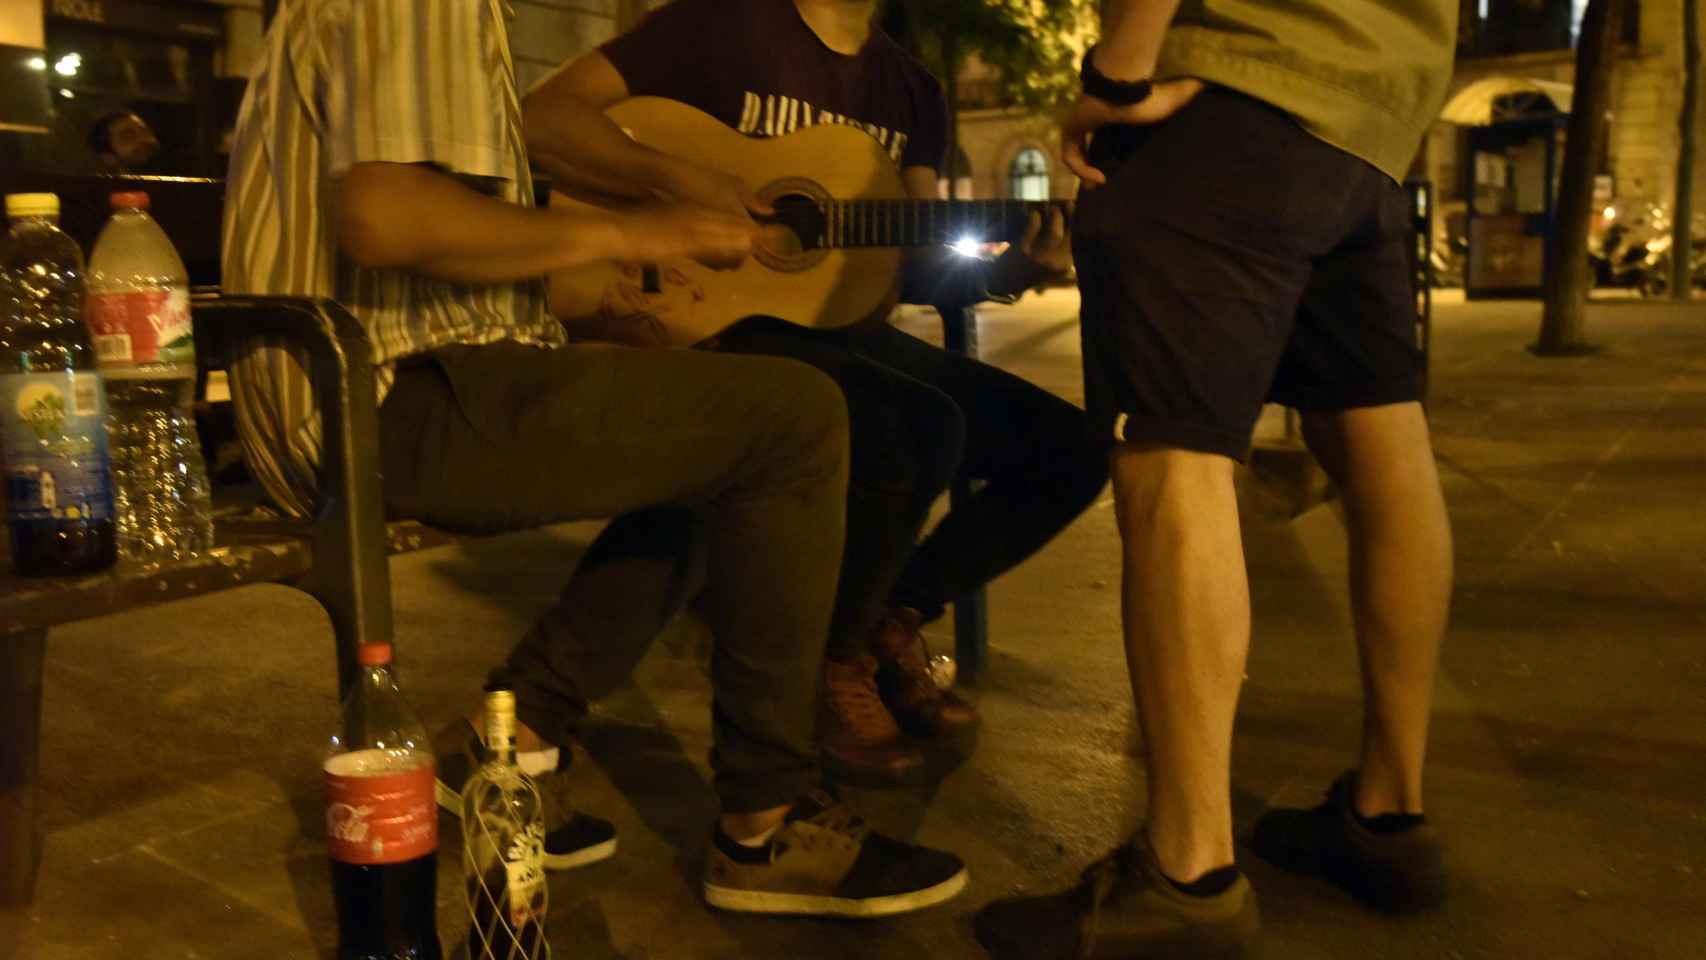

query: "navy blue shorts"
left=1073, top=87, right=1425, bottom=460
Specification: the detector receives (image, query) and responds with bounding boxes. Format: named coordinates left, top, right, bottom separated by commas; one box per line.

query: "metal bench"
left=1, top=296, right=411, bottom=907
left=0, top=293, right=998, bottom=907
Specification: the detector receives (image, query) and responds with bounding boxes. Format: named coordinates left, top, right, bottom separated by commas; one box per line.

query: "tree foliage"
left=884, top=0, right=1097, bottom=112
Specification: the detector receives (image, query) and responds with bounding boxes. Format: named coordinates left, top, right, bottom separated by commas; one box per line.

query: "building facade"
left=0, top=0, right=641, bottom=176
left=1420, top=0, right=1705, bottom=216
left=7, top=0, right=1696, bottom=219
left=951, top=0, right=1703, bottom=219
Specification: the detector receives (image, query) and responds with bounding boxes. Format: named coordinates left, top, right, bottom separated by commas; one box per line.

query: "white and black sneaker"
left=434, top=719, right=618, bottom=870
left=703, top=790, right=967, bottom=918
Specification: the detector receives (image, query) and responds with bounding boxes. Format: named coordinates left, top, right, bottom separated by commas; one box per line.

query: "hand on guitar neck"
left=988, top=206, right=1072, bottom=299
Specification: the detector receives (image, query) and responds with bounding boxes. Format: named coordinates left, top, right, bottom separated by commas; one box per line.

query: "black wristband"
left=1080, top=46, right=1153, bottom=106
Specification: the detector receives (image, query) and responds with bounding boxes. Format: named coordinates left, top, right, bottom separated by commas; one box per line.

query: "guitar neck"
left=816, top=199, right=1059, bottom=250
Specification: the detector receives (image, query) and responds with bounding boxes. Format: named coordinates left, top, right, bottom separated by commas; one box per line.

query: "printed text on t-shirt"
left=736, top=92, right=911, bottom=164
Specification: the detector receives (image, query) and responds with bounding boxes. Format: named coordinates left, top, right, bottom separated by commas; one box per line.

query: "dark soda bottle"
left=1, top=192, right=117, bottom=577
left=325, top=643, right=442, bottom=960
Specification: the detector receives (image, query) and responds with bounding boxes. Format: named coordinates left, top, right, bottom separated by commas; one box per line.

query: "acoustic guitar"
left=547, top=97, right=1067, bottom=347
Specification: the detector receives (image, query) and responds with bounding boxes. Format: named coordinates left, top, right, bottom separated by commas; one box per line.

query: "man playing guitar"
left=513, top=0, right=1109, bottom=782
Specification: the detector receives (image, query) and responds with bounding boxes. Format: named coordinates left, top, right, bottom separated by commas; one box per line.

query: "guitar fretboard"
left=808, top=199, right=1060, bottom=250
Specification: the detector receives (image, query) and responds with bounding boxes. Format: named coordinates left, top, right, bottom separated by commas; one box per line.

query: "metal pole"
left=1674, top=0, right=1700, bottom=301
left=940, top=304, right=989, bottom=682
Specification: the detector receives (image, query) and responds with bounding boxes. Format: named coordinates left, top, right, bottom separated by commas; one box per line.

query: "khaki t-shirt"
left=1156, top=0, right=1459, bottom=182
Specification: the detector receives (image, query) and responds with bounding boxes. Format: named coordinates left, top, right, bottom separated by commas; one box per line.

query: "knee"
left=1016, top=399, right=1109, bottom=510
left=1064, top=448, right=1111, bottom=514
left=1052, top=414, right=1112, bottom=508
left=1108, top=446, right=1233, bottom=538
left=1301, top=402, right=1434, bottom=492
left=764, top=359, right=852, bottom=482
left=910, top=393, right=966, bottom=494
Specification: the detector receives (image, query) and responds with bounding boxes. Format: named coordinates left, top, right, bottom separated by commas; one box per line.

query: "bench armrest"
left=191, top=294, right=394, bottom=692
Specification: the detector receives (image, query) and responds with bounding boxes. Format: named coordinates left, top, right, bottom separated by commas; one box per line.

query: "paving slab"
left=6, top=292, right=1704, bottom=959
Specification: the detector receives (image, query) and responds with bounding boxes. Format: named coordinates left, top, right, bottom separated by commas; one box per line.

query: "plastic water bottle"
left=1, top=192, right=118, bottom=577
left=86, top=191, right=213, bottom=564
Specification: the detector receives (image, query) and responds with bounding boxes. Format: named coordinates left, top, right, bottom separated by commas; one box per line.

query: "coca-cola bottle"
left=325, top=643, right=442, bottom=960
left=461, top=688, right=549, bottom=958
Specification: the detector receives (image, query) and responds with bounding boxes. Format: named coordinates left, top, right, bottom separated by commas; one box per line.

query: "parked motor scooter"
left=1638, top=211, right=1706, bottom=298
left=1588, top=200, right=1668, bottom=294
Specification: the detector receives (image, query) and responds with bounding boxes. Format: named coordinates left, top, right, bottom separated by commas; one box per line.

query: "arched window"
left=1009, top=148, right=1050, bottom=201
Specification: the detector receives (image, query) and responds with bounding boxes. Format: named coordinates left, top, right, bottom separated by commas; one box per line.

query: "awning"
left=1439, top=77, right=1575, bottom=125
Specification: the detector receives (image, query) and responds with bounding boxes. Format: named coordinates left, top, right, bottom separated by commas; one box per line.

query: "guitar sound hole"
left=753, top=179, right=833, bottom=273
left=763, top=193, right=825, bottom=257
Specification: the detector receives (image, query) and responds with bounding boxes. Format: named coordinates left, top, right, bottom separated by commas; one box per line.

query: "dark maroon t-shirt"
left=601, top=0, right=948, bottom=174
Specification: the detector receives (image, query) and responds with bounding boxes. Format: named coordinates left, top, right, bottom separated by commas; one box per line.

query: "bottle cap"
left=110, top=191, right=150, bottom=210
left=5, top=193, right=59, bottom=219
left=356, top=643, right=394, bottom=666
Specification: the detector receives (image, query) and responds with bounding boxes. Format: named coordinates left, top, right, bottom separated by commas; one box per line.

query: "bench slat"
left=0, top=519, right=462, bottom=635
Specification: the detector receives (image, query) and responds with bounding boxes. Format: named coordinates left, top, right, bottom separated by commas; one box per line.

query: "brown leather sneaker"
left=819, top=656, right=925, bottom=784
left=870, top=607, right=980, bottom=740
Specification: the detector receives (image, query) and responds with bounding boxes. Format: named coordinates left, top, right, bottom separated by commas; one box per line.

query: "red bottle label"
left=324, top=751, right=438, bottom=864
left=85, top=289, right=194, bottom=370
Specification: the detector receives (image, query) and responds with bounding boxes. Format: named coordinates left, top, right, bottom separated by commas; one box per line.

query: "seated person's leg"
left=383, top=339, right=968, bottom=915
left=494, top=508, right=706, bottom=749
left=851, top=325, right=1108, bottom=737
left=715, top=318, right=967, bottom=782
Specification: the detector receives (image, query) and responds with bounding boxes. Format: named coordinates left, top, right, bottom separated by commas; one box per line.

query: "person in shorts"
left=976, top=0, right=1459, bottom=955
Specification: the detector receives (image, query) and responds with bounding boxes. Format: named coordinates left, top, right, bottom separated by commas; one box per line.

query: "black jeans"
left=511, top=319, right=1108, bottom=671
left=377, top=341, right=848, bottom=813
left=719, top=318, right=1107, bottom=657
left=831, top=321, right=1108, bottom=630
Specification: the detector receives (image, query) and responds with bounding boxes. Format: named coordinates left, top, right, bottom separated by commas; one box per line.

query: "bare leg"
left=1303, top=405, right=1453, bottom=818
left=1110, top=446, right=1248, bottom=882
left=1301, top=402, right=1452, bottom=816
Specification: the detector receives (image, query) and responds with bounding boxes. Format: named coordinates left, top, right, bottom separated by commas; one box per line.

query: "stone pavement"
left=5, top=292, right=1703, bottom=959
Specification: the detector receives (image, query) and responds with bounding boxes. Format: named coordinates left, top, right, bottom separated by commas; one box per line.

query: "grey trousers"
left=377, top=340, right=848, bottom=812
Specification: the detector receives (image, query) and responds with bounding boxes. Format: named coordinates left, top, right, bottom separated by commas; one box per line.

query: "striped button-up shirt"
left=221, top=0, right=564, bottom=518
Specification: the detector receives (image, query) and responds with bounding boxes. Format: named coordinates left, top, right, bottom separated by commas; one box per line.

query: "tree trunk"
left=1538, top=0, right=1629, bottom=354
left=1673, top=0, right=1700, bottom=301
left=943, top=34, right=963, bottom=198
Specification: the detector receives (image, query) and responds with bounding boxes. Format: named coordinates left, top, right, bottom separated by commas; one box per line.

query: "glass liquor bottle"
left=461, top=688, right=549, bottom=959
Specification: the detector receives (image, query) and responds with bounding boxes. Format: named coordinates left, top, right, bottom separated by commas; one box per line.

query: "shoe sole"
left=435, top=779, right=464, bottom=817
left=544, top=836, right=618, bottom=871
left=1251, top=826, right=1446, bottom=913
left=819, top=752, right=929, bottom=789
left=441, top=780, right=618, bottom=871
left=703, top=866, right=968, bottom=918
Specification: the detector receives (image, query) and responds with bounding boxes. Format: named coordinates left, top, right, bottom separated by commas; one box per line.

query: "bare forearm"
left=1096, top=0, right=1184, bottom=78
left=522, top=53, right=683, bottom=203
left=525, top=96, right=680, bottom=202
left=337, top=162, right=627, bottom=284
